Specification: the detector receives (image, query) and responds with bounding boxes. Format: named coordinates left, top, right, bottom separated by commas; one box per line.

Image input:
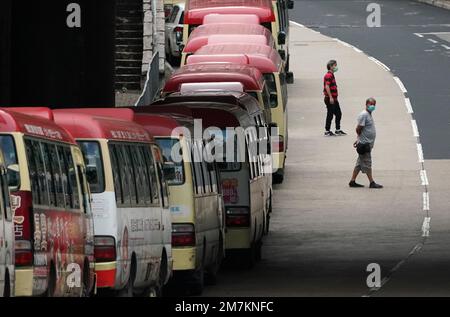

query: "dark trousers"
left=324, top=97, right=342, bottom=131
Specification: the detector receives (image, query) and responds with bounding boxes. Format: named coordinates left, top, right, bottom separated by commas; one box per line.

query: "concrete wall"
left=417, top=0, right=450, bottom=10
left=142, top=0, right=165, bottom=74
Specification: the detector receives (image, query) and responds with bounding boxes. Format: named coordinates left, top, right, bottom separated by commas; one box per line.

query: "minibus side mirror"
left=6, top=164, right=20, bottom=190
left=286, top=71, right=294, bottom=84
left=270, top=94, right=278, bottom=108
left=279, top=72, right=287, bottom=85
left=287, top=0, right=294, bottom=9
left=278, top=31, right=286, bottom=45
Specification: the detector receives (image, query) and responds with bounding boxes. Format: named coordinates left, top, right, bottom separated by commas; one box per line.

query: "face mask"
left=368, top=105, right=376, bottom=112
left=333, top=66, right=339, bottom=73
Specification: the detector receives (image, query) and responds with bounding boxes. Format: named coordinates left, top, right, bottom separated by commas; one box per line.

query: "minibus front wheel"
left=3, top=269, right=10, bottom=297
left=117, top=254, right=137, bottom=297
left=190, top=242, right=206, bottom=295
left=43, top=263, right=56, bottom=297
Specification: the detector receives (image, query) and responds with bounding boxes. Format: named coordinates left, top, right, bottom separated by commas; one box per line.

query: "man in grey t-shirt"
left=349, top=98, right=383, bottom=189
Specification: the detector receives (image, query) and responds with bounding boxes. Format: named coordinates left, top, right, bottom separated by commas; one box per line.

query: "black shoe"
left=335, top=130, right=347, bottom=136
left=324, top=131, right=335, bottom=136
left=370, top=181, right=383, bottom=189
left=349, top=181, right=364, bottom=188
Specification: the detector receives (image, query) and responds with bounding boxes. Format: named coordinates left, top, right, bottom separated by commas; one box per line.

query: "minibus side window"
left=49, top=144, right=65, bottom=208
left=64, top=147, right=80, bottom=209
left=190, top=148, right=199, bottom=195
left=59, top=146, right=74, bottom=209
left=33, top=141, right=49, bottom=206
left=25, top=139, right=41, bottom=205
left=208, top=163, right=218, bottom=193
left=0, top=135, right=20, bottom=188
left=143, top=146, right=160, bottom=205
left=57, top=146, right=70, bottom=209
left=125, top=145, right=139, bottom=206
left=138, top=147, right=153, bottom=205
left=78, top=141, right=105, bottom=194
left=132, top=146, right=147, bottom=206
left=109, top=144, right=124, bottom=205
left=192, top=143, right=204, bottom=195
left=42, top=143, right=58, bottom=207
left=200, top=160, right=211, bottom=193
left=115, top=144, right=132, bottom=206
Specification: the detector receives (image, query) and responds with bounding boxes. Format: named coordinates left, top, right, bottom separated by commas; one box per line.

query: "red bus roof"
left=134, top=113, right=195, bottom=138
left=184, top=23, right=274, bottom=53
left=163, top=63, right=264, bottom=93
left=184, top=0, right=275, bottom=25
left=203, top=13, right=260, bottom=25
left=57, top=108, right=136, bottom=122
left=189, top=43, right=282, bottom=72
left=0, top=108, right=76, bottom=144
left=52, top=110, right=153, bottom=143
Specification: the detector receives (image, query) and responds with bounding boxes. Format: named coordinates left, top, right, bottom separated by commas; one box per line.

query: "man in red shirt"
left=323, top=60, right=346, bottom=136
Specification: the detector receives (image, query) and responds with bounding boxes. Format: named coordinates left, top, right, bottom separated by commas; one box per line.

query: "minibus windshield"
left=0, top=135, right=20, bottom=188
left=156, top=138, right=185, bottom=185
left=78, top=141, right=105, bottom=193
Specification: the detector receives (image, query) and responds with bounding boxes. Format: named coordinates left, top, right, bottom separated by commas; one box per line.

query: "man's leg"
left=324, top=98, right=334, bottom=132
left=364, top=152, right=383, bottom=188
left=334, top=101, right=342, bottom=131
left=365, top=168, right=374, bottom=183
left=349, top=157, right=364, bottom=187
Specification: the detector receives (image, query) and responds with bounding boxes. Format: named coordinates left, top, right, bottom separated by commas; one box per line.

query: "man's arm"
left=356, top=125, right=363, bottom=136
left=325, top=84, right=334, bottom=104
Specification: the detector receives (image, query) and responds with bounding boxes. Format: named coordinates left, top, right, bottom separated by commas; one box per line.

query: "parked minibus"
left=149, top=93, right=271, bottom=266
left=187, top=43, right=288, bottom=183
left=0, top=146, right=14, bottom=297
left=131, top=112, right=225, bottom=294
left=0, top=108, right=95, bottom=297
left=182, top=0, right=293, bottom=81
left=52, top=109, right=173, bottom=297
left=180, top=22, right=275, bottom=66
left=163, top=63, right=273, bottom=116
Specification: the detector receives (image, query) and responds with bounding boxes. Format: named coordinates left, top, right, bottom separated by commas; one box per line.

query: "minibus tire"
left=243, top=246, right=256, bottom=269
left=255, top=240, right=263, bottom=262
left=272, top=171, right=284, bottom=184
left=190, top=243, right=206, bottom=295
left=43, top=264, right=56, bottom=297
left=117, top=256, right=137, bottom=297
left=81, top=260, right=91, bottom=297
left=4, top=270, right=10, bottom=297
left=206, top=235, right=224, bottom=286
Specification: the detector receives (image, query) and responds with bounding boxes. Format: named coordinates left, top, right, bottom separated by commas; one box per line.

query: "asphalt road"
left=290, top=0, right=450, bottom=159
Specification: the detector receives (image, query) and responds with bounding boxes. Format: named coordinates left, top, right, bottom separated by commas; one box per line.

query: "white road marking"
left=334, top=38, right=352, bottom=48
left=423, top=192, right=430, bottom=211
left=422, top=217, right=431, bottom=237
left=404, top=98, right=414, bottom=114
left=393, top=77, right=407, bottom=93
left=427, top=38, right=439, bottom=44
left=417, top=143, right=424, bottom=163
left=420, top=170, right=429, bottom=186
left=351, top=46, right=362, bottom=53
left=442, top=45, right=450, bottom=50
left=368, top=56, right=391, bottom=72
left=414, top=33, right=424, bottom=38
left=290, top=21, right=305, bottom=28
left=411, top=120, right=420, bottom=137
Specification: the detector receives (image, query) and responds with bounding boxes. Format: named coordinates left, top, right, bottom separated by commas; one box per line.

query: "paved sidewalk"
left=203, top=23, right=424, bottom=296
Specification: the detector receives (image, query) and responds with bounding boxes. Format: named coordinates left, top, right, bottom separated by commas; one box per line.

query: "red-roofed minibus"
left=183, top=0, right=293, bottom=82
left=180, top=23, right=275, bottom=65
left=163, top=63, right=273, bottom=118
left=149, top=92, right=271, bottom=267
left=187, top=43, right=288, bottom=184
left=52, top=109, right=173, bottom=297
left=131, top=112, right=225, bottom=295
left=0, top=108, right=95, bottom=297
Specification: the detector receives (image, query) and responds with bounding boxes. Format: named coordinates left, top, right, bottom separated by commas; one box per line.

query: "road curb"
left=416, top=0, right=450, bottom=10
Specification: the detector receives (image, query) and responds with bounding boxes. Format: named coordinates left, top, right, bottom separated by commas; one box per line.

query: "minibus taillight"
left=172, top=224, right=195, bottom=247
left=15, top=240, right=33, bottom=266
left=94, top=236, right=116, bottom=263
left=226, top=207, right=250, bottom=227
left=272, top=135, right=285, bottom=153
